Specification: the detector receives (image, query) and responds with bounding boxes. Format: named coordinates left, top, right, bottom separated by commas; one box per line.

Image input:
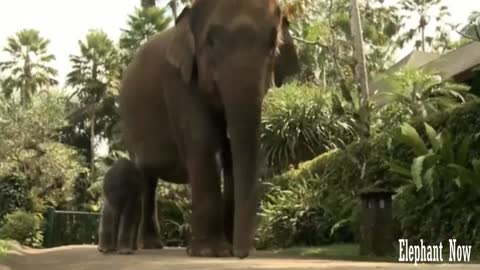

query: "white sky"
left=0, top=0, right=479, bottom=89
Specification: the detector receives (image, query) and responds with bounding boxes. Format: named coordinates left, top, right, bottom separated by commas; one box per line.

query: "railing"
left=43, top=207, right=100, bottom=248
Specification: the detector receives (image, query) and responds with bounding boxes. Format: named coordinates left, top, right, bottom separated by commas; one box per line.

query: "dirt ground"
left=1, top=245, right=479, bottom=270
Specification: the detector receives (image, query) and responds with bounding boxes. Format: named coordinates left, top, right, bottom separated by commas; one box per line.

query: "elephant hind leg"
left=140, top=174, right=164, bottom=249
left=98, top=202, right=120, bottom=254
left=117, top=195, right=142, bottom=254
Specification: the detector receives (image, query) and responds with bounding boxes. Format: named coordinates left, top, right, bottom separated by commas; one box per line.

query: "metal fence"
left=43, top=207, right=100, bottom=248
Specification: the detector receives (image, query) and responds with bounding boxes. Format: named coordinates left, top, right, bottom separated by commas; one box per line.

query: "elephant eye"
left=206, top=25, right=225, bottom=50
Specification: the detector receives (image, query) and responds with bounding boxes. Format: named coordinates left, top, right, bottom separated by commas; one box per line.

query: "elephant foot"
left=98, top=245, right=116, bottom=254
left=142, top=237, right=164, bottom=249
left=186, top=238, right=233, bottom=257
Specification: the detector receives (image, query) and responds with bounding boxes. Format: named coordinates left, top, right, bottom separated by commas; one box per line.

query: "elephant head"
left=167, top=0, right=299, bottom=258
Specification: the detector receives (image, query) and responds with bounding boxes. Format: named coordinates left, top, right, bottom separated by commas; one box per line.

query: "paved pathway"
left=1, top=245, right=479, bottom=270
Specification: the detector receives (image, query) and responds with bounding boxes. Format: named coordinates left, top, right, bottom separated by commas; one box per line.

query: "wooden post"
left=359, top=189, right=395, bottom=256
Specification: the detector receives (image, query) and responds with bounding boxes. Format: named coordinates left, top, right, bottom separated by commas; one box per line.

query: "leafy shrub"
left=157, top=182, right=191, bottom=247
left=372, top=68, right=473, bottom=120
left=390, top=123, right=480, bottom=248
left=0, top=175, right=31, bottom=221
left=258, top=100, right=480, bottom=249
left=0, top=93, right=87, bottom=212
left=261, top=82, right=359, bottom=175
left=0, top=210, right=43, bottom=247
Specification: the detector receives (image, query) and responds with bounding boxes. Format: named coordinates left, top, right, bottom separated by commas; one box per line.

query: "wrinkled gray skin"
left=117, top=0, right=299, bottom=258
left=98, top=158, right=144, bottom=254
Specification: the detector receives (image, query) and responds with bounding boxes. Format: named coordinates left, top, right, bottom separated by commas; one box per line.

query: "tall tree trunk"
left=141, top=0, right=156, bottom=8
left=350, top=0, right=370, bottom=138
left=90, top=105, right=96, bottom=174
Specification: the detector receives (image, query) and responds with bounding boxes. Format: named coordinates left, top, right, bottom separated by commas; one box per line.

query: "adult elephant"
left=118, top=0, right=299, bottom=258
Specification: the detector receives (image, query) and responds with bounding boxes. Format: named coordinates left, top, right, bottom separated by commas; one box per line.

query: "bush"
left=258, top=100, right=480, bottom=249
left=390, top=123, right=480, bottom=250
left=0, top=175, right=31, bottom=221
left=157, top=182, right=191, bottom=247
left=0, top=210, right=43, bottom=247
left=261, top=82, right=359, bottom=175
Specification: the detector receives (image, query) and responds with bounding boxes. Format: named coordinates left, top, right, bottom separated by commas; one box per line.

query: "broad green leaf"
left=439, top=132, right=455, bottom=163
left=400, top=123, right=428, bottom=155
left=411, top=152, right=437, bottom=190
left=424, top=166, right=436, bottom=186
left=472, top=159, right=480, bottom=175
left=447, top=164, right=476, bottom=185
left=424, top=123, right=440, bottom=151
left=389, top=160, right=412, bottom=178
left=456, top=135, right=472, bottom=167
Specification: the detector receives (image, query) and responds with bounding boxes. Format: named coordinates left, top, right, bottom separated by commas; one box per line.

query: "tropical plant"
left=397, top=0, right=453, bottom=52
left=373, top=69, right=473, bottom=120
left=119, top=7, right=171, bottom=68
left=0, top=29, right=57, bottom=105
left=66, top=29, right=120, bottom=170
left=390, top=122, right=480, bottom=247
left=0, top=210, right=44, bottom=247
left=0, top=93, right=87, bottom=211
left=390, top=122, right=480, bottom=190
left=261, top=82, right=358, bottom=175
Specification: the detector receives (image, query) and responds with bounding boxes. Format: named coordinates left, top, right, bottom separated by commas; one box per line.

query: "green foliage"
left=258, top=100, right=480, bottom=249
left=0, top=29, right=57, bottom=105
left=0, top=175, right=30, bottom=221
left=119, top=7, right=172, bottom=67
left=0, top=240, right=13, bottom=257
left=285, top=0, right=402, bottom=86
left=0, top=211, right=43, bottom=247
left=371, top=102, right=413, bottom=133
left=0, top=93, right=87, bottom=212
left=397, top=0, right=453, bottom=52
left=157, top=183, right=191, bottom=247
left=373, top=69, right=473, bottom=121
left=261, top=82, right=359, bottom=174
left=65, top=29, right=121, bottom=169
left=389, top=123, right=480, bottom=248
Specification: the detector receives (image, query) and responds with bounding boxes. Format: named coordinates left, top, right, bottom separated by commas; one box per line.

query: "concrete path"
left=1, top=245, right=479, bottom=270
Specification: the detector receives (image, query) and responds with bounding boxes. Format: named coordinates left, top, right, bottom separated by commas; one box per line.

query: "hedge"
left=257, top=100, right=480, bottom=249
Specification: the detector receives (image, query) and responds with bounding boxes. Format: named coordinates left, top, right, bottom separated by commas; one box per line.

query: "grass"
left=0, top=240, right=13, bottom=258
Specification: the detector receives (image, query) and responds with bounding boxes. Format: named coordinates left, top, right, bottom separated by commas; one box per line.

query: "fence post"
left=43, top=207, right=56, bottom=248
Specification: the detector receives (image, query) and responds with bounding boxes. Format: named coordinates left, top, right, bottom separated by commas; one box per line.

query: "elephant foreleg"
left=186, top=144, right=232, bottom=257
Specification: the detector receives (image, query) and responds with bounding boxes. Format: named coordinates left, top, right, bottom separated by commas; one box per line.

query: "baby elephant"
left=98, top=158, right=144, bottom=254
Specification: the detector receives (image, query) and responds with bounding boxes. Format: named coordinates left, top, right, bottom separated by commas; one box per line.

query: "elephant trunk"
left=220, top=78, right=262, bottom=259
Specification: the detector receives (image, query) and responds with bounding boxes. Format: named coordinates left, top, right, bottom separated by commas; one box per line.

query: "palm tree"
left=141, top=0, right=156, bottom=7
left=119, top=6, right=172, bottom=68
left=66, top=29, right=120, bottom=172
left=397, top=0, right=451, bottom=52
left=0, top=29, right=57, bottom=105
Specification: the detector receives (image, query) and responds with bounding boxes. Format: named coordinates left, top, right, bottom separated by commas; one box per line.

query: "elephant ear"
left=273, top=17, right=300, bottom=87
left=166, top=7, right=196, bottom=83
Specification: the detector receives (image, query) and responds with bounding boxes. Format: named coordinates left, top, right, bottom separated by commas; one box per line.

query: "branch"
left=291, top=36, right=328, bottom=48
